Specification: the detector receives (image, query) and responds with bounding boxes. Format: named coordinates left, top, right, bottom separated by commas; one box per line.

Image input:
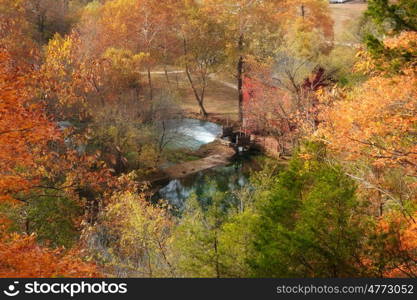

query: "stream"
left=158, top=118, right=223, bottom=150
left=153, top=118, right=263, bottom=210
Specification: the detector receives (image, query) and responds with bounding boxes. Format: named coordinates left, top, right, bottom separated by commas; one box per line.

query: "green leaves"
left=364, top=0, right=417, bottom=72
left=366, top=0, right=417, bottom=33
left=26, top=194, right=81, bottom=248
left=250, top=143, right=369, bottom=277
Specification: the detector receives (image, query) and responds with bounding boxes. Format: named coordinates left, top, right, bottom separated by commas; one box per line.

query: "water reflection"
left=154, top=155, right=262, bottom=211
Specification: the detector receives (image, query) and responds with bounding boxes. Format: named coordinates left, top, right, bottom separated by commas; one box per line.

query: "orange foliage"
left=384, top=31, right=417, bottom=53
left=319, top=33, right=417, bottom=177
left=1, top=47, right=113, bottom=215
left=0, top=50, right=58, bottom=202
left=282, top=0, right=334, bottom=39
left=0, top=0, right=40, bottom=65
left=318, top=33, right=417, bottom=277
left=0, top=227, right=100, bottom=278
left=320, top=70, right=417, bottom=172
left=355, top=31, right=417, bottom=75
left=375, top=213, right=417, bottom=278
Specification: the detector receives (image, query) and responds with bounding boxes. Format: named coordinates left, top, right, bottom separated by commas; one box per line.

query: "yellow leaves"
left=354, top=51, right=376, bottom=75
left=94, top=190, right=174, bottom=276
left=102, top=48, right=147, bottom=72
left=283, top=0, right=334, bottom=38
left=47, top=34, right=68, bottom=57
left=299, top=153, right=313, bottom=161
left=384, top=31, right=417, bottom=52
left=44, top=34, right=79, bottom=78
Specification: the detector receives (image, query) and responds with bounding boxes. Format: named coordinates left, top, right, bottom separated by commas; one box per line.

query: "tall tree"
left=203, top=0, right=284, bottom=123
left=178, top=1, right=227, bottom=117
left=250, top=143, right=371, bottom=277
left=203, top=0, right=333, bottom=123
left=98, top=0, right=178, bottom=100
left=319, top=32, right=417, bottom=219
left=0, top=50, right=57, bottom=203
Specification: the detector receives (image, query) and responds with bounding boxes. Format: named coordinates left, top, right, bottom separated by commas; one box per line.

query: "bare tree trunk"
left=164, top=66, right=171, bottom=86
left=163, top=35, right=171, bottom=86
left=147, top=66, right=153, bottom=100
left=185, top=68, right=208, bottom=117
left=237, top=34, right=244, bottom=124
left=157, top=120, right=167, bottom=165
left=213, top=232, right=220, bottom=278
left=183, top=38, right=208, bottom=118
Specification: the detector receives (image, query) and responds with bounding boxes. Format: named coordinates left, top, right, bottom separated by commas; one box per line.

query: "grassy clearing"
left=330, top=0, right=367, bottom=43
left=152, top=72, right=239, bottom=121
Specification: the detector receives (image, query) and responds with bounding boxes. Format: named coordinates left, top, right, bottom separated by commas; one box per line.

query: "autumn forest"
left=0, top=0, right=416, bottom=278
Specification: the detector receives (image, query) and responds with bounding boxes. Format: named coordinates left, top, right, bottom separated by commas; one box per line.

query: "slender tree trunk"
left=38, top=14, right=45, bottom=35
left=145, top=246, right=153, bottom=278
left=147, top=66, right=153, bottom=100
left=164, top=66, right=171, bottom=86
left=213, top=232, right=220, bottom=278
left=183, top=38, right=208, bottom=118
left=163, top=35, right=171, bottom=86
left=156, top=120, right=167, bottom=165
left=185, top=67, right=208, bottom=117
left=25, top=219, right=30, bottom=234
left=237, top=34, right=244, bottom=124
left=135, top=86, right=141, bottom=103
left=63, top=0, right=69, bottom=11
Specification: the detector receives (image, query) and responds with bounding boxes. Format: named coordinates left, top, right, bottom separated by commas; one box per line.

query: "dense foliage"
left=0, top=0, right=416, bottom=278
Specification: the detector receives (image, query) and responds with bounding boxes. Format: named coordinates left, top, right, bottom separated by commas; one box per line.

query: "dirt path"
left=149, top=70, right=238, bottom=90
left=330, top=0, right=367, bottom=42
left=209, top=74, right=238, bottom=90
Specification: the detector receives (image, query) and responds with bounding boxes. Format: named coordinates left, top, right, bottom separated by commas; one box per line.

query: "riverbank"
left=148, top=138, right=236, bottom=185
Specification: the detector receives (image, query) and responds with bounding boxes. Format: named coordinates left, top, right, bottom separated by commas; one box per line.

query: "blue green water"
left=154, top=154, right=262, bottom=210
left=153, top=118, right=264, bottom=210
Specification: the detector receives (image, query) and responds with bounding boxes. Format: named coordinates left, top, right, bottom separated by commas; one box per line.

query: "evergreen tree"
left=365, top=0, right=417, bottom=69
left=250, top=143, right=372, bottom=277
left=366, top=0, right=417, bottom=33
